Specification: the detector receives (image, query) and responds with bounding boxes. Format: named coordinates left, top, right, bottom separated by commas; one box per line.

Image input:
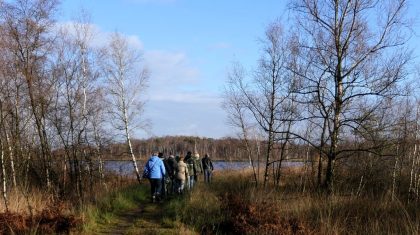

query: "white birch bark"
left=101, top=32, right=148, bottom=184
left=0, top=141, right=9, bottom=212
left=392, top=147, right=399, bottom=201
left=4, top=131, right=16, bottom=188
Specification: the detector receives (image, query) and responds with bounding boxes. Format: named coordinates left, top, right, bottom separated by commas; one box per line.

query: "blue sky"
left=58, top=0, right=287, bottom=139
left=58, top=0, right=420, bottom=139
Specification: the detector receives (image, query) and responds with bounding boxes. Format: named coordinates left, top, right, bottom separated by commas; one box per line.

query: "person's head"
left=205, top=154, right=209, bottom=158
left=158, top=152, right=164, bottom=158
left=152, top=147, right=159, bottom=156
left=179, top=156, right=184, bottom=162
left=186, top=151, right=192, bottom=156
left=194, top=152, right=200, bottom=158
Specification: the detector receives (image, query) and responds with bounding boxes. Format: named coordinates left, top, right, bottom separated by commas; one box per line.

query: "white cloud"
left=124, top=35, right=144, bottom=50
left=55, top=21, right=144, bottom=50
left=55, top=21, right=230, bottom=138
left=144, top=99, right=230, bottom=138
left=141, top=49, right=229, bottom=137
left=150, top=91, right=220, bottom=104
left=144, top=50, right=204, bottom=101
left=90, top=30, right=144, bottom=51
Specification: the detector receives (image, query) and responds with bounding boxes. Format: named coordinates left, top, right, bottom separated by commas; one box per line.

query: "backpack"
left=186, top=158, right=195, bottom=175
left=193, top=158, right=203, bottom=174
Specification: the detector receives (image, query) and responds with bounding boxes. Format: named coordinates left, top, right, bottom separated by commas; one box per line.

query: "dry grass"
left=0, top=187, right=81, bottom=234
left=1, top=167, right=418, bottom=234
left=0, top=202, right=79, bottom=234
left=0, top=189, right=54, bottom=215
left=176, top=168, right=420, bottom=234
left=0, top=174, right=137, bottom=234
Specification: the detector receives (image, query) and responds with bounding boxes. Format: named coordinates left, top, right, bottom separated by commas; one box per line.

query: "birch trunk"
left=300, top=143, right=310, bottom=193
left=102, top=33, right=147, bottom=184
left=0, top=141, right=9, bottom=212
left=125, top=122, right=141, bottom=184
left=392, top=147, right=399, bottom=201
left=5, top=131, right=17, bottom=188
left=93, top=125, right=106, bottom=188
left=256, top=135, right=261, bottom=184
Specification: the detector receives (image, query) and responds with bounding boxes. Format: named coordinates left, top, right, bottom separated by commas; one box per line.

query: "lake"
left=104, top=160, right=304, bottom=176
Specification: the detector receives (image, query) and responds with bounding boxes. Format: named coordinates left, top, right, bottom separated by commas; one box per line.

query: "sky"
left=57, top=0, right=287, bottom=139
left=57, top=0, right=420, bottom=139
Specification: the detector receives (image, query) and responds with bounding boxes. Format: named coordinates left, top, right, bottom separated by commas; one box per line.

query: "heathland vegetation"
left=1, top=0, right=420, bottom=234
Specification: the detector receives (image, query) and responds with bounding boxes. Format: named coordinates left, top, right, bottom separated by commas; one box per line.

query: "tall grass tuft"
left=0, top=189, right=53, bottom=214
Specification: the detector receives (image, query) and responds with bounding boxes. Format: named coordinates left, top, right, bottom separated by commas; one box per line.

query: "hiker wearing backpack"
left=185, top=151, right=195, bottom=190
left=202, top=153, right=214, bottom=183
left=186, top=152, right=204, bottom=189
left=192, top=152, right=203, bottom=182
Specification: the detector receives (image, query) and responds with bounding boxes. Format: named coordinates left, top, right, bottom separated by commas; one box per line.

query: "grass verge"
left=165, top=169, right=420, bottom=234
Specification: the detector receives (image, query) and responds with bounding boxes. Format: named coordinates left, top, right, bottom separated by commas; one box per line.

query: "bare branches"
left=287, top=0, right=412, bottom=192
left=223, top=21, right=298, bottom=187
left=100, top=32, right=149, bottom=183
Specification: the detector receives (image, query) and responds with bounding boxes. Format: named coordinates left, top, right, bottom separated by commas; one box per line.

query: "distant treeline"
left=102, top=136, right=258, bottom=161
left=101, top=135, right=316, bottom=162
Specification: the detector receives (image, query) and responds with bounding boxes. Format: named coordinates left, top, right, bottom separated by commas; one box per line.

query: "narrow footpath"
left=95, top=197, right=195, bottom=235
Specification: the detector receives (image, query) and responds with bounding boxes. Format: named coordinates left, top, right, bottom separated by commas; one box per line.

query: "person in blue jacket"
left=143, top=151, right=166, bottom=202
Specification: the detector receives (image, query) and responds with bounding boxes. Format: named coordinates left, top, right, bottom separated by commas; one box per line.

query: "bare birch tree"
left=223, top=63, right=259, bottom=186
left=224, top=22, right=295, bottom=187
left=49, top=11, right=101, bottom=201
left=100, top=32, right=148, bottom=184
left=89, top=89, right=109, bottom=189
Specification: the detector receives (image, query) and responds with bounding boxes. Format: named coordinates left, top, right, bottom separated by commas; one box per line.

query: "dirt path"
left=95, top=199, right=192, bottom=235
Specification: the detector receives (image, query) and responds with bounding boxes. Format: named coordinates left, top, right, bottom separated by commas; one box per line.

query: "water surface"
left=104, top=160, right=303, bottom=176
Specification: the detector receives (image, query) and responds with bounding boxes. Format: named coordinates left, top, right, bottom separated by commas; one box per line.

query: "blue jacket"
left=144, top=156, right=166, bottom=179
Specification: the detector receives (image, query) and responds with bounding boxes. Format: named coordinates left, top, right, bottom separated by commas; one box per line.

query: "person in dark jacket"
left=159, top=152, right=170, bottom=198
left=143, top=151, right=166, bottom=202
left=202, top=153, right=214, bottom=183
left=166, top=153, right=178, bottom=194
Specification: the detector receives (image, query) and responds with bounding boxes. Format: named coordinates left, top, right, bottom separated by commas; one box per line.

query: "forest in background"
left=105, top=136, right=285, bottom=161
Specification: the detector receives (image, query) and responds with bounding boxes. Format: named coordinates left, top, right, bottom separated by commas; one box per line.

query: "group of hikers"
left=142, top=150, right=214, bottom=203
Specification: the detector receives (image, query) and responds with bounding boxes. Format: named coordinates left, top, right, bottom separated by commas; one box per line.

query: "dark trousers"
left=204, top=169, right=212, bottom=183
left=149, top=178, right=162, bottom=200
